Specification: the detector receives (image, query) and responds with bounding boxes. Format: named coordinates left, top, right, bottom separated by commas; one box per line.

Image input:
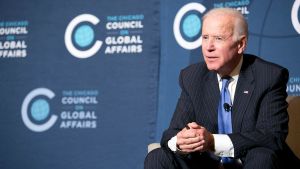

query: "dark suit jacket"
left=161, top=54, right=292, bottom=161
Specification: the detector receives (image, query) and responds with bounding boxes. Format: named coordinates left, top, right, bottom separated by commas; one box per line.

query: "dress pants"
left=144, top=147, right=239, bottom=169
left=144, top=147, right=282, bottom=169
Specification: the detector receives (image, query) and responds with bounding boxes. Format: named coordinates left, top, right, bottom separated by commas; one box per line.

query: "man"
left=145, top=8, right=298, bottom=169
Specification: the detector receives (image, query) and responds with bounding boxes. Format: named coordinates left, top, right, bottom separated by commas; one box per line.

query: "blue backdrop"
left=0, top=0, right=159, bottom=169
left=0, top=0, right=299, bottom=169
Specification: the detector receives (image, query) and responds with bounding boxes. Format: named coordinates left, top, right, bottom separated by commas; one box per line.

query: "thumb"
left=187, top=122, right=202, bottom=129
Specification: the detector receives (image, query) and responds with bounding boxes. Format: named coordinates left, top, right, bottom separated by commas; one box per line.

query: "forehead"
left=202, top=15, right=234, bottom=35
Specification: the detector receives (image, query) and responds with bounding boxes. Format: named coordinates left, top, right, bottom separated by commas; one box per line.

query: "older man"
left=145, top=7, right=297, bottom=169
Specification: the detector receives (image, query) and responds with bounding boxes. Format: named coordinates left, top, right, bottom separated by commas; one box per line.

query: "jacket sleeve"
left=160, top=70, right=196, bottom=148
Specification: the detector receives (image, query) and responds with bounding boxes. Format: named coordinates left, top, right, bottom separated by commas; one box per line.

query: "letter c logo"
left=65, top=14, right=103, bottom=58
left=292, top=0, right=300, bottom=34
left=173, top=3, right=206, bottom=50
left=21, top=88, right=57, bottom=132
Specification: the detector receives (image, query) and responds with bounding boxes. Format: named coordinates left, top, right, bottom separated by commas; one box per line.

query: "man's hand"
left=176, top=122, right=215, bottom=154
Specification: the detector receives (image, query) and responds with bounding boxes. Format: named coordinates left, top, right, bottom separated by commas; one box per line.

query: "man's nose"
left=206, top=39, right=215, bottom=51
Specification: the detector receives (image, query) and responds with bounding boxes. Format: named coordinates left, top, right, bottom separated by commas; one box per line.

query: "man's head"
left=201, top=8, right=248, bottom=76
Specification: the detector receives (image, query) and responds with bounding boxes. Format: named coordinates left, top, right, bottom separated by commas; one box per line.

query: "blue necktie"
left=218, top=76, right=233, bottom=163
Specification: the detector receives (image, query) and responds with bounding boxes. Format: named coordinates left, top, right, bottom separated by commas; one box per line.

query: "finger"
left=180, top=141, right=202, bottom=150
left=195, top=127, right=207, bottom=137
left=187, top=122, right=199, bottom=129
left=187, top=122, right=204, bottom=130
left=179, top=129, right=199, bottom=139
left=192, top=145, right=203, bottom=152
left=177, top=136, right=205, bottom=150
left=177, top=127, right=189, bottom=138
left=179, top=142, right=206, bottom=153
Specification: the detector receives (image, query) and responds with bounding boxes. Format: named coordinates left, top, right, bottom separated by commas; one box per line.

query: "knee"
left=248, top=147, right=278, bottom=161
left=243, top=147, right=279, bottom=168
left=145, top=147, right=178, bottom=169
left=144, top=148, right=168, bottom=168
left=145, top=148, right=163, bottom=163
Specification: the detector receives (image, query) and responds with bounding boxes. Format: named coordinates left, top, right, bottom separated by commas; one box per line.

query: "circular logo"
left=74, top=25, right=95, bottom=48
left=292, top=0, right=300, bottom=34
left=21, top=88, right=57, bottom=132
left=173, top=2, right=206, bottom=50
left=30, top=99, right=50, bottom=121
left=65, top=14, right=103, bottom=59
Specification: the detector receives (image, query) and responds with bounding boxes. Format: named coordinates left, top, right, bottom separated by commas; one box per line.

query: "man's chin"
left=206, top=65, right=219, bottom=72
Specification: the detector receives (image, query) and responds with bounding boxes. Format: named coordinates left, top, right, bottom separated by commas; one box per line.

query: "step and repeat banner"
left=1, top=0, right=300, bottom=169
left=157, top=0, right=300, bottom=140
left=0, top=0, right=159, bottom=169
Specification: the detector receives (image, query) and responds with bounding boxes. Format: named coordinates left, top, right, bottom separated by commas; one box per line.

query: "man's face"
left=201, top=15, right=243, bottom=75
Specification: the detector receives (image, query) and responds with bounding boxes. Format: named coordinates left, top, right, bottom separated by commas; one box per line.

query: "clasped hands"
left=176, top=122, right=214, bottom=154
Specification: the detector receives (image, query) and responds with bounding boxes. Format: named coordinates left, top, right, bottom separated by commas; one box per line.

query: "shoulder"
left=244, top=54, right=287, bottom=70
left=180, top=62, right=209, bottom=78
left=177, top=62, right=214, bottom=90
left=243, top=54, right=289, bottom=82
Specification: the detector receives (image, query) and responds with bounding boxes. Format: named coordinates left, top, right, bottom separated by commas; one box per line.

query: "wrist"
left=208, top=133, right=215, bottom=152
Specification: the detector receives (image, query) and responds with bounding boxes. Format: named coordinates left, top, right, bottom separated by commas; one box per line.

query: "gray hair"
left=202, top=8, right=248, bottom=41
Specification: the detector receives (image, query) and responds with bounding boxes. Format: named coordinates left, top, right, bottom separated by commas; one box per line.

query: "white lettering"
left=105, top=36, right=143, bottom=45
left=105, top=45, right=142, bottom=54
left=61, top=97, right=98, bottom=104
left=61, top=111, right=97, bottom=120
left=0, top=40, right=27, bottom=49
left=106, top=21, right=143, bottom=30
left=287, top=84, right=300, bottom=92
left=0, top=27, right=28, bottom=35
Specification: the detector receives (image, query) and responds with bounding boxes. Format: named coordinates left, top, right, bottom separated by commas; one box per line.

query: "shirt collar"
left=217, top=55, right=243, bottom=82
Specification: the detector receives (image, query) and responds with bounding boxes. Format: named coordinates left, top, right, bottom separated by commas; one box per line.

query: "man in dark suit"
left=144, top=7, right=298, bottom=169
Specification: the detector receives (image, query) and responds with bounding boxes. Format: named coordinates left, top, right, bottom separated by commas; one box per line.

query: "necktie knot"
left=222, top=75, right=231, bottom=80
left=221, top=76, right=232, bottom=91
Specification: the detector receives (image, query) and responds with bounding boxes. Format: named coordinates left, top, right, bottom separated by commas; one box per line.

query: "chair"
left=147, top=142, right=161, bottom=153
left=286, top=96, right=300, bottom=159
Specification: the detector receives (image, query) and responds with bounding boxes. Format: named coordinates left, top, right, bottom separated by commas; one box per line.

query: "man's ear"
left=237, top=36, right=247, bottom=54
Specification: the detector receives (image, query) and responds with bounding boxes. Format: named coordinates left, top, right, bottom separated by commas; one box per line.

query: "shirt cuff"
left=168, top=136, right=177, bottom=152
left=212, top=134, right=234, bottom=157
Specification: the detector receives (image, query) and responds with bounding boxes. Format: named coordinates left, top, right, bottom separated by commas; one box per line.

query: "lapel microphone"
left=223, top=103, right=232, bottom=112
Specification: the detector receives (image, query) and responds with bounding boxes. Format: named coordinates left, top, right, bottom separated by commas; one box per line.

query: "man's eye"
left=215, top=36, right=223, bottom=41
left=202, top=36, right=208, bottom=40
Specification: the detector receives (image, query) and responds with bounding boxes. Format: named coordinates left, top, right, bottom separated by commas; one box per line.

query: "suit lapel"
left=203, top=71, right=220, bottom=133
left=232, top=58, right=255, bottom=132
